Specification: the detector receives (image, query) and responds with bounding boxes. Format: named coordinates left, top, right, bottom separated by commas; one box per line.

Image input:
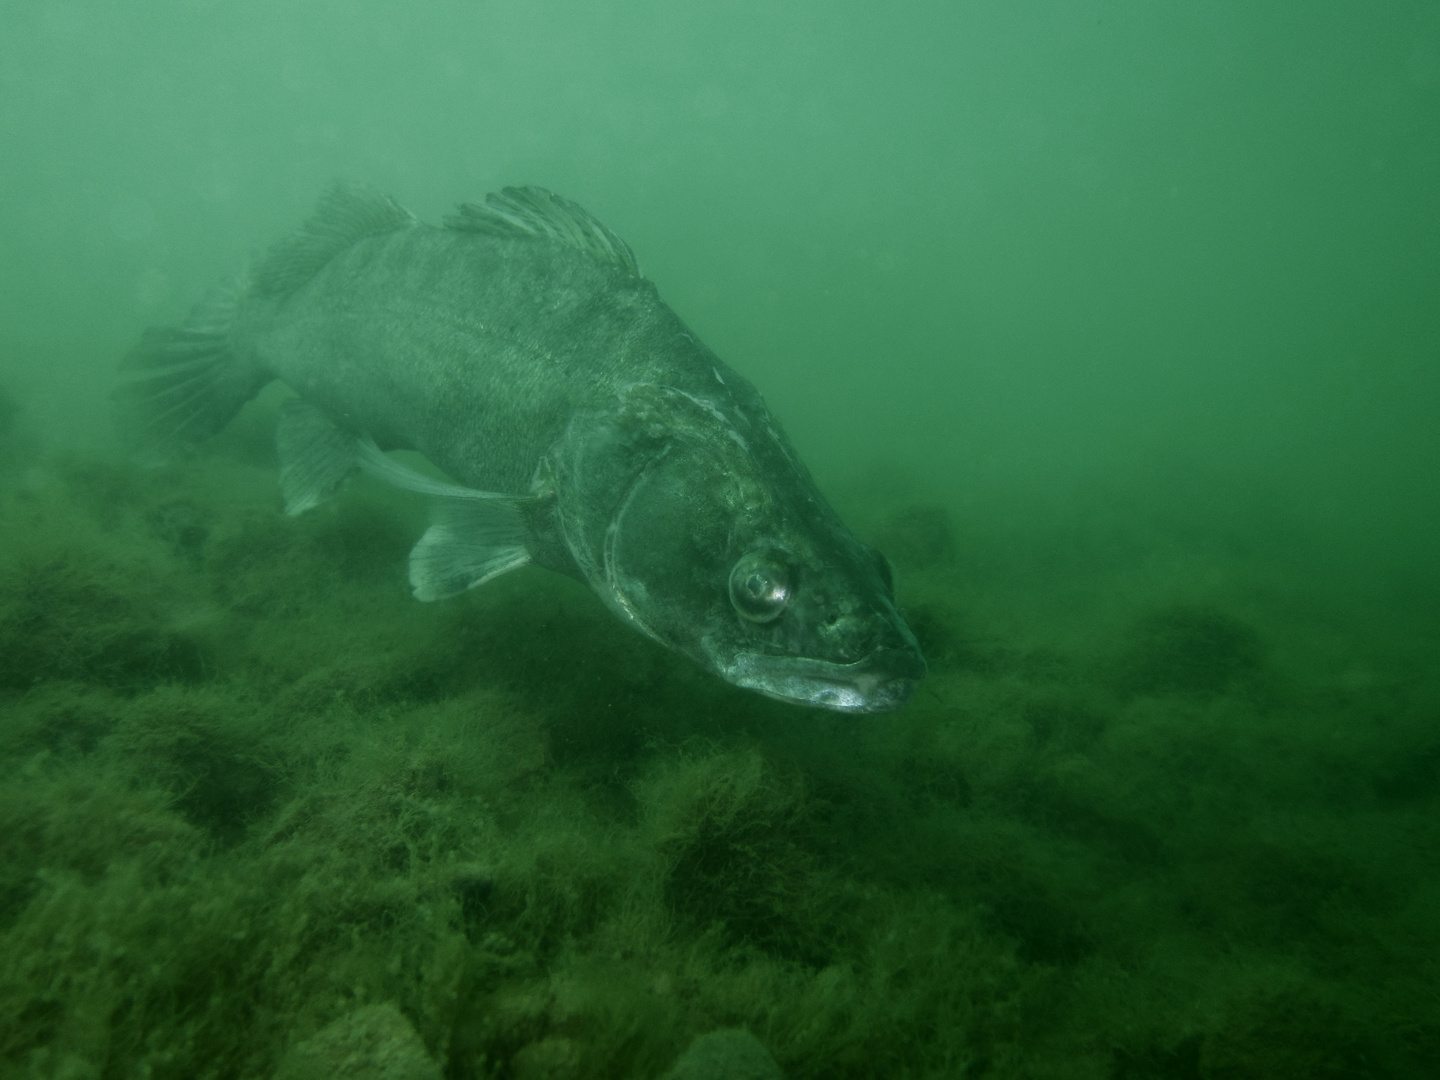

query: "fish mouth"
left=723, top=647, right=926, bottom=713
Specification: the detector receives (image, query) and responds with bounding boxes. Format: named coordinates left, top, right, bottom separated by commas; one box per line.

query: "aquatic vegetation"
left=1116, top=603, right=1267, bottom=700
left=0, top=440, right=1436, bottom=1078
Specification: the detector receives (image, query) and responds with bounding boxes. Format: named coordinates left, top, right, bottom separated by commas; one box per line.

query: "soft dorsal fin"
left=253, top=184, right=417, bottom=297
left=445, top=186, right=642, bottom=279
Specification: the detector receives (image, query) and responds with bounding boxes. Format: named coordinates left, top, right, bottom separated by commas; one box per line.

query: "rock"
left=659, top=1029, right=783, bottom=1080
left=275, top=1003, right=443, bottom=1080
left=511, top=1035, right=582, bottom=1080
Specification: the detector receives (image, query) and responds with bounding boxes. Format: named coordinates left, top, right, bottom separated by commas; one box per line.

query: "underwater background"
left=2, top=1, right=1438, bottom=1077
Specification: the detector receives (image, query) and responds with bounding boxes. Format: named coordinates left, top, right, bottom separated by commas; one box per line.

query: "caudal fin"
left=114, top=281, right=267, bottom=461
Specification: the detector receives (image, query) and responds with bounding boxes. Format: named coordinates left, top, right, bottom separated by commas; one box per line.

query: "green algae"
left=0, top=439, right=1437, bottom=1080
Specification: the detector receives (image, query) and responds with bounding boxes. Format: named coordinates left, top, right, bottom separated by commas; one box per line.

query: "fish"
left=117, top=185, right=926, bottom=712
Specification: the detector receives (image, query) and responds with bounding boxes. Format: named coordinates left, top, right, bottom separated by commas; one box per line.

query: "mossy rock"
left=105, top=687, right=282, bottom=845
left=640, top=749, right=841, bottom=964
left=0, top=550, right=212, bottom=691
left=659, top=1029, right=782, bottom=1080
left=276, top=1004, right=442, bottom=1080
left=1201, top=988, right=1383, bottom=1080
left=1116, top=604, right=1266, bottom=699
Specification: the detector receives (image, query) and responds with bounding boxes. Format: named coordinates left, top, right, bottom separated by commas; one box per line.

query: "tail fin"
left=114, top=280, right=267, bottom=462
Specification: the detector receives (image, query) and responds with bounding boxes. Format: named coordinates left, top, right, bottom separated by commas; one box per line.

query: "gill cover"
left=602, top=436, right=753, bottom=648
left=549, top=383, right=925, bottom=712
left=550, top=382, right=772, bottom=645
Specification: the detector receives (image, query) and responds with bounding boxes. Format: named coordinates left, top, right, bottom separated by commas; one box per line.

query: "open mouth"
left=723, top=648, right=926, bottom=713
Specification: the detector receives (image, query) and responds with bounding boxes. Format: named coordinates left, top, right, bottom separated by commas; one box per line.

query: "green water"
left=2, top=2, right=1438, bottom=1077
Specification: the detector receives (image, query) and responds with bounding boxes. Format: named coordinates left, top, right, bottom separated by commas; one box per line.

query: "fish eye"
left=729, top=551, right=792, bottom=623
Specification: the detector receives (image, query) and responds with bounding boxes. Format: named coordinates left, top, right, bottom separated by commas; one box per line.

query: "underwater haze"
left=2, top=1, right=1439, bottom=1077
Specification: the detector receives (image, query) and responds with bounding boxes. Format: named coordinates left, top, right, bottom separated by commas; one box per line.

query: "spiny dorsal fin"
left=445, top=186, right=642, bottom=279
left=253, top=184, right=417, bottom=297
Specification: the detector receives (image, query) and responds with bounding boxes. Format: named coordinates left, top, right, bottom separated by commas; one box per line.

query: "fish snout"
left=819, top=602, right=926, bottom=671
left=849, top=641, right=927, bottom=711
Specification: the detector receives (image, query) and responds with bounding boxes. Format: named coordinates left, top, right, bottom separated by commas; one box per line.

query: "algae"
left=0, top=429, right=1437, bottom=1079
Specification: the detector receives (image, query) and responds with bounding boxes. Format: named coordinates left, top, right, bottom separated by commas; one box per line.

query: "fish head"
left=704, top=531, right=929, bottom=714
left=558, top=383, right=926, bottom=713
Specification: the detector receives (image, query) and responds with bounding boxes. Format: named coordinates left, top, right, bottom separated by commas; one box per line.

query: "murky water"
left=1, top=2, right=1437, bottom=1076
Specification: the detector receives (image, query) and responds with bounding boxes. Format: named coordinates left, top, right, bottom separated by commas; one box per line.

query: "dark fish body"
left=247, top=218, right=673, bottom=493
left=120, top=186, right=926, bottom=712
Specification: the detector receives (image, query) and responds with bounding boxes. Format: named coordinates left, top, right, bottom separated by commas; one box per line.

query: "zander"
left=118, top=186, right=926, bottom=711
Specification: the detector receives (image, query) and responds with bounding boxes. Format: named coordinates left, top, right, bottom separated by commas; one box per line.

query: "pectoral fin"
left=353, top=440, right=534, bottom=601
left=408, top=497, right=532, bottom=601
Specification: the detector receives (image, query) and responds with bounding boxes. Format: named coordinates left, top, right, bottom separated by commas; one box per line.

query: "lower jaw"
left=725, top=656, right=915, bottom=713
